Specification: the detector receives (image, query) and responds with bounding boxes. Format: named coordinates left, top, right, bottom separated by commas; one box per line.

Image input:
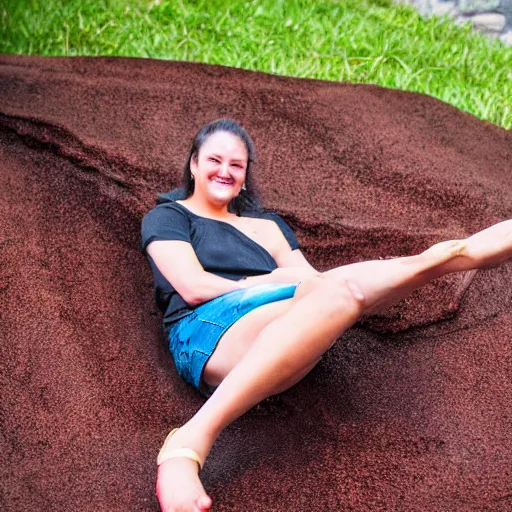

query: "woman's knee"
left=324, top=279, right=365, bottom=314
left=298, top=274, right=365, bottom=315
left=293, top=273, right=326, bottom=300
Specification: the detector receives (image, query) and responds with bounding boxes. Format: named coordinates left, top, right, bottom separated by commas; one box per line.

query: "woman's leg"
left=156, top=219, right=512, bottom=512
left=323, top=219, right=512, bottom=315
left=157, top=279, right=364, bottom=512
left=155, top=246, right=462, bottom=512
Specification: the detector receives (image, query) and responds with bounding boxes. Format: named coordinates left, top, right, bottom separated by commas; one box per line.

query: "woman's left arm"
left=272, top=221, right=319, bottom=277
left=276, top=247, right=317, bottom=271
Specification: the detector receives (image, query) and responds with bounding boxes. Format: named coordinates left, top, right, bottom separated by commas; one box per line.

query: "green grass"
left=1, top=0, right=511, bottom=128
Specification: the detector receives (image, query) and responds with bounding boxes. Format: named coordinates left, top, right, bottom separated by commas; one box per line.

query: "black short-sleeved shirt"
left=141, top=200, right=300, bottom=329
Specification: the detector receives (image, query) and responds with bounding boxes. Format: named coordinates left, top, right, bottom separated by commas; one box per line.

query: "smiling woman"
left=184, top=120, right=255, bottom=211
left=191, top=132, right=247, bottom=201
left=141, top=118, right=512, bottom=512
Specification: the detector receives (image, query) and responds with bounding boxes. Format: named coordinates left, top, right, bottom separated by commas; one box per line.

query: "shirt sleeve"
left=265, top=212, right=300, bottom=251
left=141, top=204, right=191, bottom=251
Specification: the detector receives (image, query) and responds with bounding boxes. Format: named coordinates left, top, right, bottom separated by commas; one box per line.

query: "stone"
left=470, top=12, right=507, bottom=32
left=397, top=1, right=458, bottom=18
left=458, top=0, right=501, bottom=13
left=393, top=0, right=511, bottom=41
left=499, top=29, right=512, bottom=44
left=432, top=1, right=457, bottom=17
left=454, top=14, right=474, bottom=26
left=496, top=3, right=512, bottom=27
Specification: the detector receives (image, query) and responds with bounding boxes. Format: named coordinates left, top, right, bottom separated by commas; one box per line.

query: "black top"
left=141, top=200, right=300, bottom=328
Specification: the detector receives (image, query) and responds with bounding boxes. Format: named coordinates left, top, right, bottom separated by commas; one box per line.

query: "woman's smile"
left=211, top=176, right=234, bottom=186
left=190, top=131, right=248, bottom=205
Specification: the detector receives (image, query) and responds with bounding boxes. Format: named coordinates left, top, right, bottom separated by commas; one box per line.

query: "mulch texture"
left=1, top=54, right=511, bottom=511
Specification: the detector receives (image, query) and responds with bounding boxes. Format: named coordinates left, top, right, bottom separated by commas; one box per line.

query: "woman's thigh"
left=202, top=298, right=295, bottom=387
left=205, top=255, right=426, bottom=388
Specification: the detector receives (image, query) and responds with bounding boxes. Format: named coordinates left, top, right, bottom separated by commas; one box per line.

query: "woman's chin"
left=208, top=189, right=238, bottom=205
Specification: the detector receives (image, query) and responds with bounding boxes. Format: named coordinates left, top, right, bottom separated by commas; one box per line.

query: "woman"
left=141, top=119, right=512, bottom=512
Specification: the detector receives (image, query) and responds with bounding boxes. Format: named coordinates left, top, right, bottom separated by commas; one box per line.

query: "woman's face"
left=190, top=131, right=248, bottom=206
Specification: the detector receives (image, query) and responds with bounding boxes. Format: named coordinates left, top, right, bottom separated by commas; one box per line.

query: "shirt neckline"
left=175, top=200, right=241, bottom=223
left=173, top=201, right=276, bottom=262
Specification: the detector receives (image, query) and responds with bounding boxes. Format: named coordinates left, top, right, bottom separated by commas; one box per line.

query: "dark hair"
left=158, top=119, right=262, bottom=215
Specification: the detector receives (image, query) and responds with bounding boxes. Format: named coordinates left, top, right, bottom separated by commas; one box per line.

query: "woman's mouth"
left=212, top=177, right=234, bottom=187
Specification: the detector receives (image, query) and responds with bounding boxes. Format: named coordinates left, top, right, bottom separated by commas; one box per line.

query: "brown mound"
left=1, top=54, right=511, bottom=511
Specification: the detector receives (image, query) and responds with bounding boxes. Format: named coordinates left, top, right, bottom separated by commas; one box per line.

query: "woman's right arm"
left=147, top=240, right=307, bottom=306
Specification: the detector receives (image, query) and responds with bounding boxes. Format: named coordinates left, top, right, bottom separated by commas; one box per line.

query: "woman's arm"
left=147, top=240, right=310, bottom=306
left=271, top=221, right=319, bottom=273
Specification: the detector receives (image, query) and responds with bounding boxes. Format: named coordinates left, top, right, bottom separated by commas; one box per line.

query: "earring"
left=242, top=183, right=246, bottom=190
left=191, top=174, right=194, bottom=180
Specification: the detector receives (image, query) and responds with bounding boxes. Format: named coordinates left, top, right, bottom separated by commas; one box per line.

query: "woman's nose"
left=218, top=163, right=230, bottom=176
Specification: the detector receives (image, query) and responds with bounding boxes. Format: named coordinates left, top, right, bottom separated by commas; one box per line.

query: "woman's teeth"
left=213, top=178, right=233, bottom=185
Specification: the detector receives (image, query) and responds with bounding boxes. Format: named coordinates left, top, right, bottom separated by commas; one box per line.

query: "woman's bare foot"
left=156, top=458, right=212, bottom=512
left=156, top=428, right=213, bottom=512
left=464, top=219, right=512, bottom=268
left=406, top=220, right=512, bottom=281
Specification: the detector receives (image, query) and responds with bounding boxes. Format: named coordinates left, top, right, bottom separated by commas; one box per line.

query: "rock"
left=497, top=3, right=512, bottom=25
left=500, top=28, right=512, bottom=43
left=432, top=1, right=457, bottom=17
left=470, top=12, right=507, bottom=32
left=454, top=13, right=474, bottom=25
left=458, top=0, right=501, bottom=13
left=392, top=1, right=512, bottom=44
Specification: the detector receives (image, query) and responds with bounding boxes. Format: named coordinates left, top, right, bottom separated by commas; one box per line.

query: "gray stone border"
left=393, top=0, right=512, bottom=45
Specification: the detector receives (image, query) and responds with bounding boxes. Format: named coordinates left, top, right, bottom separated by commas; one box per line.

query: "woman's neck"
left=179, top=194, right=233, bottom=220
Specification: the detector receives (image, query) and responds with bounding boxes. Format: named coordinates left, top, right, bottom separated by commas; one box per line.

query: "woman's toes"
left=156, top=457, right=210, bottom=512
left=197, top=494, right=213, bottom=510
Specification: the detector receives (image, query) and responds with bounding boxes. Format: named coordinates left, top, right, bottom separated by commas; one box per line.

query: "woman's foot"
left=156, top=458, right=212, bottom=512
left=425, top=220, right=512, bottom=272
left=410, top=220, right=512, bottom=278
left=156, top=428, right=213, bottom=512
left=464, top=219, right=512, bottom=268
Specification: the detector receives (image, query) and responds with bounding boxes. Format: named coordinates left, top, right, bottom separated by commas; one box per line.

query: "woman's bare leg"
left=323, top=219, right=512, bottom=315
left=157, top=279, right=364, bottom=512
left=156, top=219, right=512, bottom=512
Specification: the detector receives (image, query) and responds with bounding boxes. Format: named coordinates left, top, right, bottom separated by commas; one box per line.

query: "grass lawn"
left=1, top=0, right=511, bottom=128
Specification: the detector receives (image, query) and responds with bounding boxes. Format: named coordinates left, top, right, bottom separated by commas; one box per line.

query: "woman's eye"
left=209, top=157, right=219, bottom=163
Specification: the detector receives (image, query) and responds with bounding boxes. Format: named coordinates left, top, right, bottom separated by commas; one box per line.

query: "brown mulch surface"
left=1, top=54, right=511, bottom=511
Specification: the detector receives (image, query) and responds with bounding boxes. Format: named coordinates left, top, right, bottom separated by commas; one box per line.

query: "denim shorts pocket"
left=194, top=314, right=226, bottom=328
left=195, top=296, right=238, bottom=328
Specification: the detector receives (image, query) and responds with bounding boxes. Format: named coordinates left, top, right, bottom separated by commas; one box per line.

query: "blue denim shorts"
left=168, top=283, right=298, bottom=397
